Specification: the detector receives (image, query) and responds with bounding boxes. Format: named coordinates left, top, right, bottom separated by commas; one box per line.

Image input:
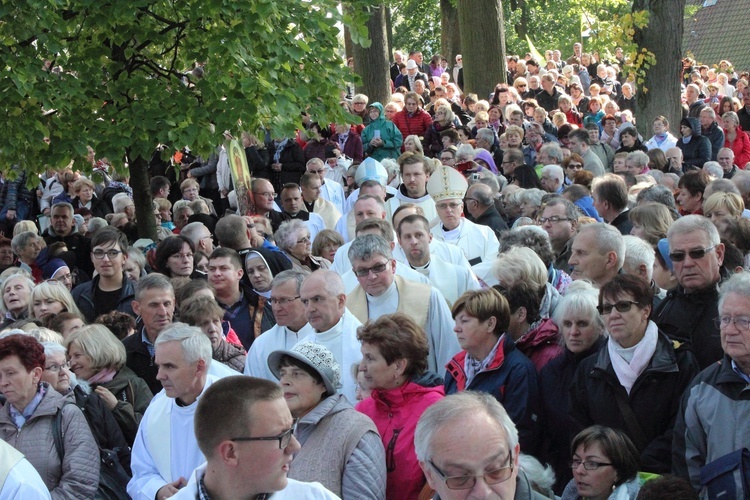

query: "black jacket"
left=610, top=209, right=633, bottom=236
left=261, top=141, right=306, bottom=190
left=701, top=122, right=725, bottom=161
left=42, top=227, right=94, bottom=276
left=71, top=273, right=136, bottom=323
left=470, top=205, right=508, bottom=240
left=539, top=338, right=606, bottom=494
left=122, top=330, right=161, bottom=395
left=677, top=117, right=712, bottom=170
left=569, top=331, right=699, bottom=473
left=653, top=283, right=724, bottom=369
left=536, top=88, right=563, bottom=113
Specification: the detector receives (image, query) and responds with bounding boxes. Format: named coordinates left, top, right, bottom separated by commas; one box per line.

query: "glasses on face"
left=668, top=245, right=716, bottom=262
left=230, top=419, right=298, bottom=449
left=429, top=452, right=514, bottom=490
left=296, top=236, right=311, bottom=245
left=440, top=156, right=455, bottom=162
left=436, top=201, right=463, bottom=211
left=353, top=261, right=389, bottom=278
left=45, top=362, right=70, bottom=373
left=92, top=249, right=123, bottom=260
left=269, top=296, right=300, bottom=306
left=253, top=191, right=276, bottom=198
left=569, top=459, right=613, bottom=471
left=598, top=300, right=640, bottom=315
left=49, top=271, right=75, bottom=284
left=537, top=216, right=571, bottom=225
left=567, top=163, right=583, bottom=170
left=715, top=315, right=750, bottom=330
left=308, top=169, right=327, bottom=175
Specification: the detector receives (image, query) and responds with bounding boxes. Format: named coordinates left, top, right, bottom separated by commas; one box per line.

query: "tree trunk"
left=457, top=0, right=507, bottom=97
left=127, top=153, right=158, bottom=242
left=440, top=0, right=461, bottom=70
left=385, top=5, right=393, bottom=59
left=344, top=25, right=353, bottom=63
left=632, top=0, right=686, bottom=138
left=352, top=2, right=391, bottom=104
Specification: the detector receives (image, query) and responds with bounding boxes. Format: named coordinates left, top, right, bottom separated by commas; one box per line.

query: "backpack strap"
left=52, top=402, right=78, bottom=460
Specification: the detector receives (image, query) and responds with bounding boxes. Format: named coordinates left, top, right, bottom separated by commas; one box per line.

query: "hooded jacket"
left=677, top=117, right=711, bottom=169
left=361, top=103, right=404, bottom=161
left=514, top=317, right=563, bottom=373
left=444, top=335, right=540, bottom=456
left=356, top=372, right=444, bottom=500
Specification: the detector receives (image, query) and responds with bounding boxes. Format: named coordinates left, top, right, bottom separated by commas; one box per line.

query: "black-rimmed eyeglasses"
left=230, top=419, right=297, bottom=449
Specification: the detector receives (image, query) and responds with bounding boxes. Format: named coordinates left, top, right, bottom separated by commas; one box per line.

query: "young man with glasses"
left=539, top=198, right=579, bottom=271
left=654, top=215, right=726, bottom=369
left=172, top=376, right=338, bottom=499
left=128, top=324, right=224, bottom=500
left=71, top=226, right=135, bottom=323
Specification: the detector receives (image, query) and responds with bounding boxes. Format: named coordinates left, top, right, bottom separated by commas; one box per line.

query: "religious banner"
left=228, top=139, right=254, bottom=215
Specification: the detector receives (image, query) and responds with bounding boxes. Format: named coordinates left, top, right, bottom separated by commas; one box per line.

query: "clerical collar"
left=366, top=280, right=398, bottom=302
left=304, top=200, right=315, bottom=212
left=442, top=219, right=463, bottom=241
left=410, top=260, right=431, bottom=276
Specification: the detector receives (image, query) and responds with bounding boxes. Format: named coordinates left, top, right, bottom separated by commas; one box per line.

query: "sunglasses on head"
left=668, top=245, right=716, bottom=262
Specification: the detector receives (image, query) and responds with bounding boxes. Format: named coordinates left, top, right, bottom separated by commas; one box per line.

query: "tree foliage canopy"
left=0, top=0, right=363, bottom=179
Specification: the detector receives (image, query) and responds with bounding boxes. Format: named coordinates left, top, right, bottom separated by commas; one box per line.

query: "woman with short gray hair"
left=275, top=219, right=330, bottom=272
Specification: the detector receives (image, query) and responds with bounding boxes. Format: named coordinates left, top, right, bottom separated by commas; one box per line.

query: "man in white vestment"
left=298, top=270, right=362, bottom=403
left=172, top=377, right=338, bottom=499
left=385, top=152, right=438, bottom=224
left=245, top=269, right=314, bottom=380
left=306, top=158, right=346, bottom=215
left=346, top=234, right=460, bottom=373
left=300, top=172, right=341, bottom=230
left=428, top=165, right=500, bottom=267
left=128, top=324, right=221, bottom=500
left=396, top=213, right=480, bottom=306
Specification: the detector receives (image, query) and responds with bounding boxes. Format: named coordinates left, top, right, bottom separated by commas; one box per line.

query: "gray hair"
left=51, top=202, right=74, bottom=216
left=539, top=142, right=564, bottom=164
left=667, top=214, right=720, bottom=247
left=705, top=178, right=741, bottom=197
left=274, top=219, right=309, bottom=252
left=127, top=247, right=147, bottom=274
left=180, top=222, right=209, bottom=246
left=622, top=235, right=655, bottom=282
left=10, top=231, right=39, bottom=255
left=456, top=144, right=475, bottom=162
left=348, top=234, right=393, bottom=262
left=722, top=111, right=739, bottom=127
left=42, top=341, right=67, bottom=358
left=579, top=223, right=626, bottom=269
left=305, top=269, right=345, bottom=297
left=111, top=193, right=133, bottom=214
left=475, top=128, right=495, bottom=145
left=733, top=171, right=750, bottom=196
left=518, top=454, right=556, bottom=498
left=540, top=164, right=564, bottom=183
left=718, top=271, right=750, bottom=312
left=271, top=269, right=310, bottom=293
left=519, top=188, right=546, bottom=208
left=414, top=391, right=518, bottom=461
left=700, top=106, right=716, bottom=120
left=381, top=158, right=399, bottom=178
left=551, top=283, right=606, bottom=342
left=154, top=322, right=212, bottom=365
left=626, top=151, right=649, bottom=168
left=134, top=272, right=174, bottom=302
left=478, top=175, right=501, bottom=195
left=635, top=184, right=678, bottom=211
left=544, top=197, right=580, bottom=221
left=703, top=161, right=724, bottom=180
left=471, top=184, right=495, bottom=207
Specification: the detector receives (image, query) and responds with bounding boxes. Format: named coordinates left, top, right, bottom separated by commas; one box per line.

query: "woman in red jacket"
left=723, top=111, right=750, bottom=168
left=392, top=91, right=433, bottom=144
left=356, top=313, right=444, bottom=500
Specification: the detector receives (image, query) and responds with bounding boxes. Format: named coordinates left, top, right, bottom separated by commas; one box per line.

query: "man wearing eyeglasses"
left=428, top=165, right=500, bottom=268
left=464, top=183, right=508, bottom=239
left=654, top=215, right=726, bottom=369
left=346, top=234, right=459, bottom=375
left=128, top=324, right=221, bottom=500
left=246, top=270, right=314, bottom=381
left=72, top=226, right=135, bottom=323
left=305, top=158, right=346, bottom=215
left=415, top=391, right=547, bottom=500
left=540, top=198, right=579, bottom=272
left=171, top=376, right=338, bottom=500
left=251, top=178, right=287, bottom=232
left=673, top=271, right=750, bottom=494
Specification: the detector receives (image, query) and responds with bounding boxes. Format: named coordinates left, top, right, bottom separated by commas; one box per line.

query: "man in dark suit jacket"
left=464, top=183, right=508, bottom=240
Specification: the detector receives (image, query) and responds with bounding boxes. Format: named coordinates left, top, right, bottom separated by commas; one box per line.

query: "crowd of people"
left=0, top=43, right=749, bottom=500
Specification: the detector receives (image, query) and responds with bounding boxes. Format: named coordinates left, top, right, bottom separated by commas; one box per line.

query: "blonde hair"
left=64, top=324, right=127, bottom=372
left=28, top=281, right=83, bottom=320
left=12, top=220, right=39, bottom=237
left=403, top=135, right=425, bottom=155
left=703, top=192, right=744, bottom=219
left=493, top=246, right=547, bottom=292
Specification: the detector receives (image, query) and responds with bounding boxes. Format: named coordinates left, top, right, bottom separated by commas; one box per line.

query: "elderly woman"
left=312, top=229, right=344, bottom=263
left=71, top=177, right=110, bottom=218
left=445, top=289, right=540, bottom=456
left=702, top=191, right=744, bottom=223
left=722, top=111, right=750, bottom=168
left=563, top=426, right=642, bottom=500
left=628, top=202, right=673, bottom=247
left=356, top=313, right=444, bottom=500
left=179, top=296, right=246, bottom=373
left=570, top=275, right=699, bottom=473
left=275, top=219, right=330, bottom=272
left=268, top=342, right=386, bottom=499
left=10, top=231, right=42, bottom=282
left=1, top=272, right=33, bottom=328
left=153, top=235, right=199, bottom=278
left=65, top=325, right=153, bottom=445
left=124, top=247, right=146, bottom=282
left=179, top=178, right=217, bottom=216
left=0, top=334, right=100, bottom=497
left=539, top=284, right=607, bottom=494
left=41, top=342, right=132, bottom=477
left=28, top=280, right=83, bottom=324
left=41, top=258, right=75, bottom=291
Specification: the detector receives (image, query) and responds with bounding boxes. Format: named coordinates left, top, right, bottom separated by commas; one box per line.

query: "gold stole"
left=347, top=275, right=431, bottom=327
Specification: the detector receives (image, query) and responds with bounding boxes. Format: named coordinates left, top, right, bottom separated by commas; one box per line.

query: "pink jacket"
left=515, top=318, right=563, bottom=373
left=356, top=377, right=444, bottom=500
